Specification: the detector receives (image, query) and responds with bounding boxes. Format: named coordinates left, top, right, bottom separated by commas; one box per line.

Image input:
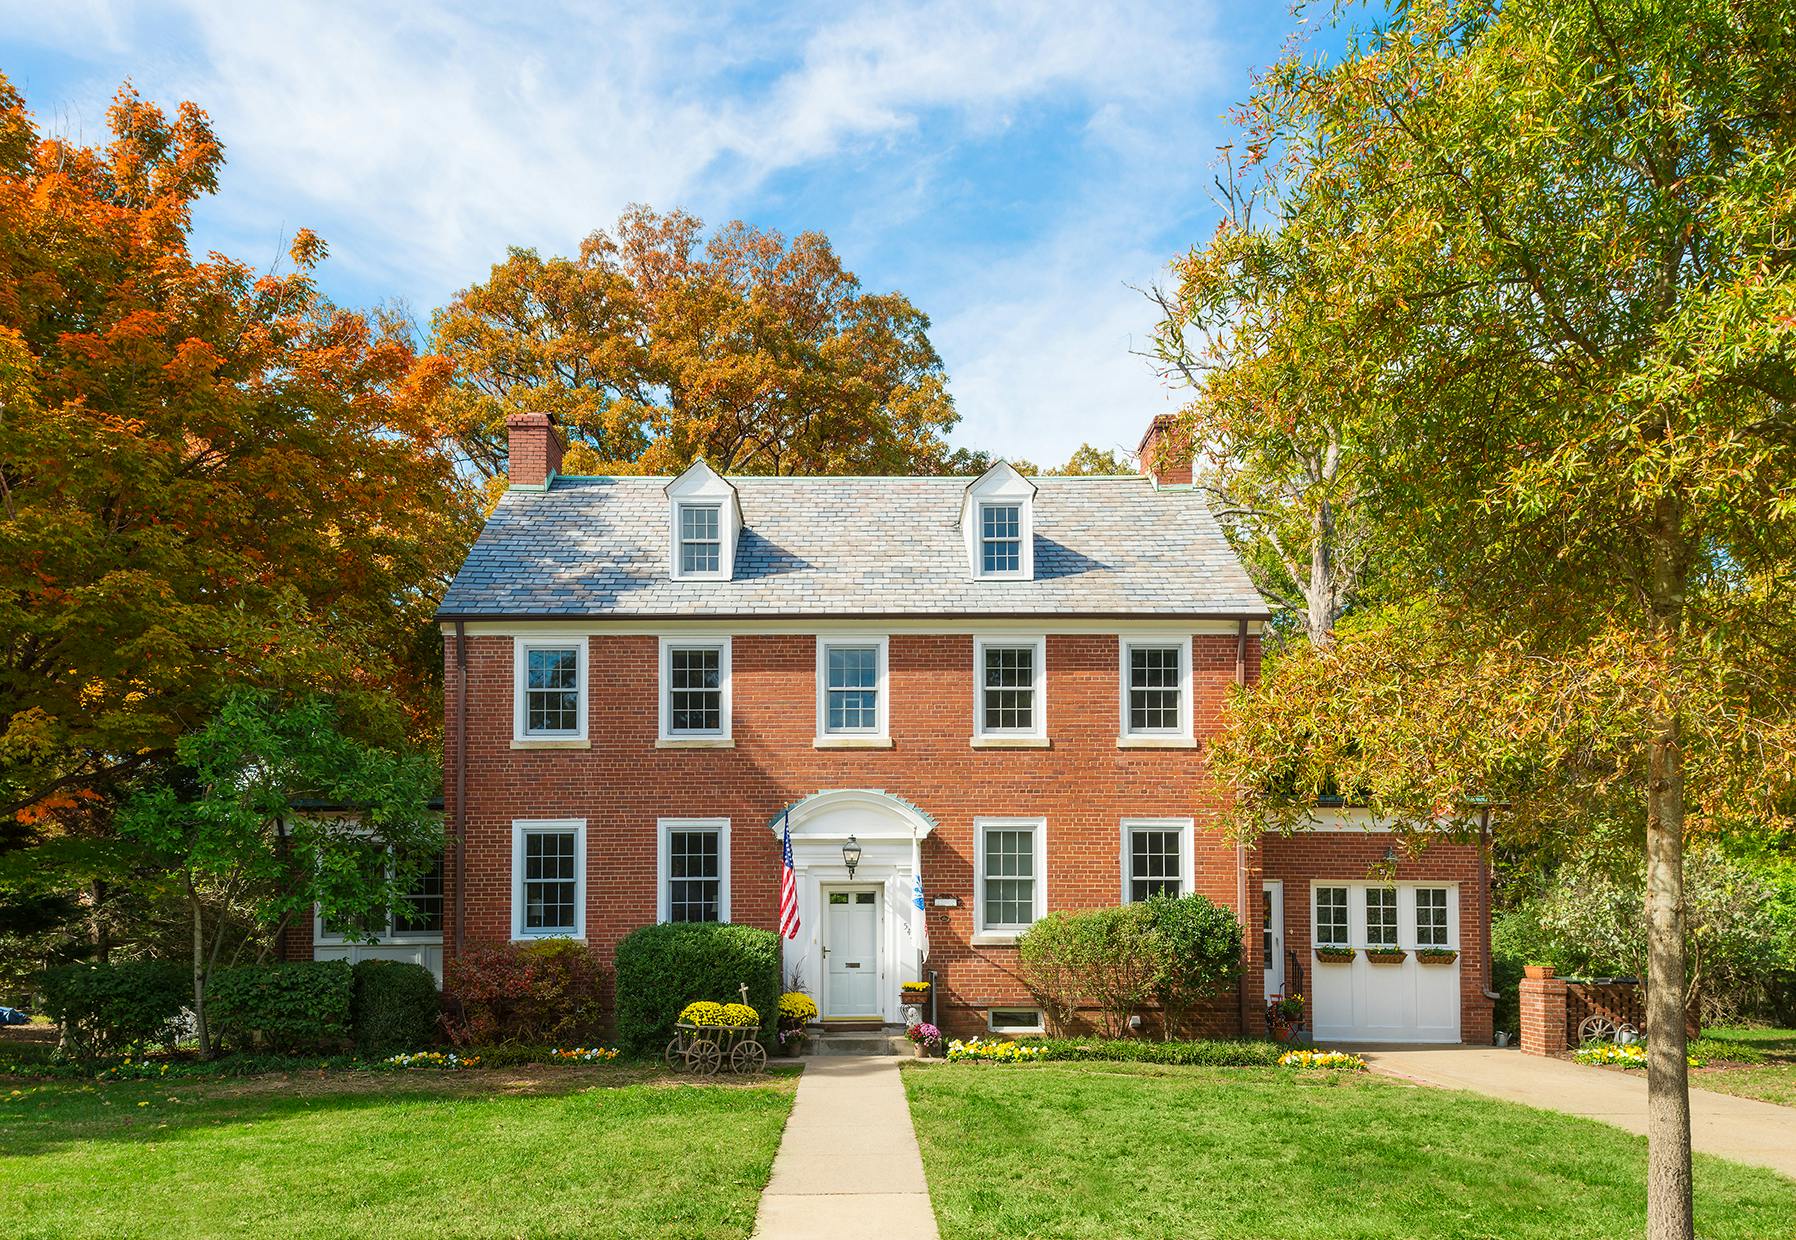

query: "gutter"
left=434, top=608, right=1274, bottom=624
left=454, top=621, right=468, bottom=957
left=1234, top=618, right=1252, bottom=1035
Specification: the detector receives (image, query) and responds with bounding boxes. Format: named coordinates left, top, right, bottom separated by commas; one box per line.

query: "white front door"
left=1263, top=880, right=1285, bottom=1001
left=824, top=887, right=881, bottom=1018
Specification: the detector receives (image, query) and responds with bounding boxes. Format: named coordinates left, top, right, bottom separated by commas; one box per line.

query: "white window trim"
left=657, top=636, right=733, bottom=744
left=971, top=634, right=1048, bottom=744
left=512, top=635, right=589, bottom=745
left=1118, top=817, right=1195, bottom=904
left=511, top=818, right=586, bottom=941
left=671, top=500, right=729, bottom=582
left=313, top=850, right=444, bottom=946
left=815, top=635, right=891, bottom=746
left=656, top=818, right=731, bottom=924
left=1117, top=634, right=1194, bottom=745
left=1312, top=883, right=1351, bottom=948
left=987, top=1007, right=1046, bottom=1035
left=972, top=816, right=1048, bottom=944
left=975, top=499, right=1032, bottom=581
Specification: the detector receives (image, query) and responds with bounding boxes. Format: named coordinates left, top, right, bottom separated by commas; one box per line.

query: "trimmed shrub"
left=209, top=961, right=354, bottom=1053
left=351, top=960, right=441, bottom=1053
left=1034, top=1037, right=1285, bottom=1067
left=613, top=922, right=781, bottom=1054
left=441, top=939, right=607, bottom=1045
left=1141, top=893, right=1242, bottom=1039
left=40, top=961, right=187, bottom=1057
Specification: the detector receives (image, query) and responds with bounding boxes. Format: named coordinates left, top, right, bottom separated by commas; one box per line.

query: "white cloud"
left=4, top=0, right=1242, bottom=462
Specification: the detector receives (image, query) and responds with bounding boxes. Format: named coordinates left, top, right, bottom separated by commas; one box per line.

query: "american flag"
left=777, top=811, right=800, bottom=940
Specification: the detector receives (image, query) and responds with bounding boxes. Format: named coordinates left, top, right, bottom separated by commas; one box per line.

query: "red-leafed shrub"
left=442, top=940, right=607, bottom=1045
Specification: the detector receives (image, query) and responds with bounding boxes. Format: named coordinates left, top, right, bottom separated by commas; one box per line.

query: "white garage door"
left=1309, top=881, right=1460, bottom=1043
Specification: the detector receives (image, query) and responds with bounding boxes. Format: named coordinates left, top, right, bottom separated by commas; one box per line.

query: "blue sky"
left=2, top=1, right=1323, bottom=465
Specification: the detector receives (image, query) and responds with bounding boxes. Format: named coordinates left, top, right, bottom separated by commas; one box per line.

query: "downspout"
left=1234, top=619, right=1251, bottom=1035
left=454, top=621, right=469, bottom=958
left=1478, top=805, right=1500, bottom=1002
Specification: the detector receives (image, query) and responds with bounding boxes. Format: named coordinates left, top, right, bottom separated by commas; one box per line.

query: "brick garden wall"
left=442, top=629, right=1264, bottom=1039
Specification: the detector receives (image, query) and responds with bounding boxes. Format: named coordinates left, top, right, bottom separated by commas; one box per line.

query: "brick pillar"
left=1519, top=966, right=1567, bottom=1056
left=505, top=412, right=564, bottom=488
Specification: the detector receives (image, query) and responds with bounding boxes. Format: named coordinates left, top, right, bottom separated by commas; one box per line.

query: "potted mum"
left=777, top=991, right=818, bottom=1056
left=906, top=1022, right=944, bottom=1057
left=900, top=981, right=930, bottom=1017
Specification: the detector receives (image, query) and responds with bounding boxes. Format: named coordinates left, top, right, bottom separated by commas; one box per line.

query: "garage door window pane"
left=1367, top=887, right=1399, bottom=947
left=1314, top=887, right=1348, bottom=947
left=1416, top=888, right=1449, bottom=947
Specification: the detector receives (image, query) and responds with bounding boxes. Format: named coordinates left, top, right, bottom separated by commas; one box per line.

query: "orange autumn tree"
left=430, top=206, right=961, bottom=480
left=0, top=74, right=478, bottom=837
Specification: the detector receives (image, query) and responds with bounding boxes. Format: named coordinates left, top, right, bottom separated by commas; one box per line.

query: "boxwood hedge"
left=613, top=923, right=781, bottom=1054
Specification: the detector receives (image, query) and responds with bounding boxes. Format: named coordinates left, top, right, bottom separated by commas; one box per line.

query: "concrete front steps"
left=807, top=1026, right=911, bottom=1056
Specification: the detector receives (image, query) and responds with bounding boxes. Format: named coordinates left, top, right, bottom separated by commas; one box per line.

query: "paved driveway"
left=1351, top=1044, right=1796, bottom=1180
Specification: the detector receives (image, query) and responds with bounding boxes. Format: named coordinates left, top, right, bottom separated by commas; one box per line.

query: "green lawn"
left=904, top=1061, right=1796, bottom=1240
left=1692, top=1026, right=1796, bottom=1108
left=1, top=1065, right=797, bottom=1239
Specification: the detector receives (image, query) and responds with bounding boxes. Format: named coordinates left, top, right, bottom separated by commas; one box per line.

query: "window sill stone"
left=970, top=931, right=1023, bottom=947
left=655, top=737, right=736, bottom=749
left=510, top=738, right=592, bottom=750
left=1115, top=736, right=1198, bottom=750
left=813, top=736, right=894, bottom=749
left=969, top=736, right=1051, bottom=749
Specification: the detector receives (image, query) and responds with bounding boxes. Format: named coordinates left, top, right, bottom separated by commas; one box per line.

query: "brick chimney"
left=1137, top=414, right=1192, bottom=486
left=506, top=412, right=564, bottom=489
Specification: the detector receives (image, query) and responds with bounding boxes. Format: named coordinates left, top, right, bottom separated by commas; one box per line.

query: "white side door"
left=1262, top=881, right=1285, bottom=1001
left=824, top=887, right=881, bottom=1018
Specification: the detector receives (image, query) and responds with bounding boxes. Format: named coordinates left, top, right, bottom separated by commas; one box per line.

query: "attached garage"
left=1308, top=881, right=1461, bottom=1043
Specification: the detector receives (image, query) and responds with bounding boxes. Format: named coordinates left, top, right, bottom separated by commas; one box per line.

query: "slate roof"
left=436, top=474, right=1269, bottom=620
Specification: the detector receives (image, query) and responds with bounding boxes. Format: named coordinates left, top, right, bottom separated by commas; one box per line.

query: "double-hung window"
left=677, top=503, right=721, bottom=576
left=513, top=637, right=587, bottom=743
left=1366, top=887, right=1399, bottom=948
left=659, top=819, right=729, bottom=923
left=975, top=818, right=1046, bottom=939
left=1122, top=819, right=1191, bottom=902
left=512, top=820, right=585, bottom=939
left=1119, top=636, right=1192, bottom=742
left=1314, top=886, right=1349, bottom=948
left=816, top=637, right=888, bottom=743
left=1416, top=887, right=1449, bottom=947
left=979, top=503, right=1023, bottom=576
left=659, top=637, right=731, bottom=742
left=973, top=636, right=1046, bottom=741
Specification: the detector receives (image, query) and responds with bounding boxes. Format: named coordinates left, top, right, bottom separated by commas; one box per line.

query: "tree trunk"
left=1307, top=496, right=1336, bottom=647
left=189, top=882, right=213, bottom=1060
left=1644, top=711, right=1693, bottom=1240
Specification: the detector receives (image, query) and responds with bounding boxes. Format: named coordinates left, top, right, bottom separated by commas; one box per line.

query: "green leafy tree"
left=117, top=692, right=440, bottom=1056
left=1181, top=4, right=1796, bottom=1234
left=1047, top=443, right=1132, bottom=476
left=1141, top=894, right=1243, bottom=1040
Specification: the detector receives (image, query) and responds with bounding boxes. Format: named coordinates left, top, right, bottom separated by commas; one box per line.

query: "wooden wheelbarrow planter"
left=664, top=1022, right=769, bottom=1075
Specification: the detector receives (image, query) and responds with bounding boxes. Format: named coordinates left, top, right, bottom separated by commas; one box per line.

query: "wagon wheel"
left=686, top=1036, right=723, bottom=1076
left=1578, top=1014, right=1617, bottom=1045
left=730, top=1039, right=768, bottom=1075
left=664, top=1036, right=683, bottom=1069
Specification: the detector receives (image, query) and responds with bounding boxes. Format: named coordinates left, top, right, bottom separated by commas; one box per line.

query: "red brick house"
left=291, top=413, right=1494, bottom=1044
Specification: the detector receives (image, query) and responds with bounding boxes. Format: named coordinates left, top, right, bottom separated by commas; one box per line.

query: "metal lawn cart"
left=665, top=1022, right=768, bottom=1075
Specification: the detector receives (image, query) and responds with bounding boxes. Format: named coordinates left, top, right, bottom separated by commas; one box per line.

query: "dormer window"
left=678, top=504, right=721, bottom=575
left=962, top=461, right=1036, bottom=581
left=665, top=461, right=740, bottom=581
left=980, top=504, right=1022, bottom=575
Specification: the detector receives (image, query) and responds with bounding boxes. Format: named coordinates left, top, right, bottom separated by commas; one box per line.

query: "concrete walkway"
left=753, top=1055, right=939, bottom=1239
left=1356, top=1045, right=1796, bottom=1180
